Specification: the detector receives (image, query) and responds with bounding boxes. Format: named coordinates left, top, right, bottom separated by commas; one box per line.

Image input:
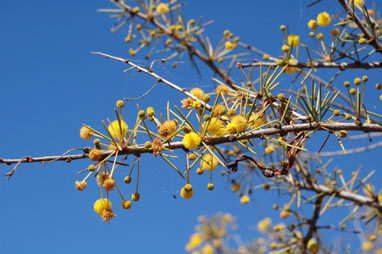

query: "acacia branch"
left=238, top=42, right=353, bottom=106
left=337, top=0, right=382, bottom=53
left=302, top=196, right=324, bottom=253
left=2, top=122, right=381, bottom=166
left=240, top=61, right=382, bottom=69
left=284, top=174, right=382, bottom=211
left=107, top=1, right=237, bottom=88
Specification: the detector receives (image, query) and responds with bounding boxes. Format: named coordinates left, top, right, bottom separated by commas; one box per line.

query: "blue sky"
left=1, top=1, right=381, bottom=253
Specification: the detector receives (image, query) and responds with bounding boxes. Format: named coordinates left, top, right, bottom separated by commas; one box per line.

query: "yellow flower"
left=94, top=198, right=112, bottom=215
left=308, top=20, right=317, bottom=29
left=158, top=120, right=177, bottom=138
left=249, top=112, right=266, bottom=129
left=180, top=185, right=194, bottom=199
left=352, top=0, right=364, bottom=6
left=80, top=126, right=93, bottom=140
left=231, top=115, right=248, bottom=132
left=285, top=59, right=298, bottom=74
left=205, top=117, right=226, bottom=137
left=257, top=217, right=272, bottom=232
left=183, top=133, right=202, bottom=150
left=226, top=123, right=239, bottom=134
left=147, top=107, right=155, bottom=117
left=240, top=195, right=250, bottom=204
left=122, top=200, right=132, bottom=209
left=202, top=244, right=213, bottom=254
left=75, top=181, right=87, bottom=191
left=232, top=183, right=240, bottom=192
left=129, top=48, right=136, bottom=56
left=225, top=41, right=233, bottom=50
left=265, top=145, right=274, bottom=154
left=281, top=45, right=290, bottom=53
left=213, top=104, right=227, bottom=117
left=108, top=120, right=128, bottom=140
left=307, top=239, right=319, bottom=253
left=201, top=154, right=218, bottom=171
left=273, top=223, right=286, bottom=232
left=287, top=35, right=300, bottom=47
left=190, top=87, right=204, bottom=99
left=156, top=3, right=169, bottom=14
left=362, top=241, right=373, bottom=251
left=317, top=12, right=331, bottom=27
left=359, top=37, right=367, bottom=45
left=215, top=84, right=229, bottom=95
left=185, top=233, right=203, bottom=251
left=193, top=100, right=202, bottom=110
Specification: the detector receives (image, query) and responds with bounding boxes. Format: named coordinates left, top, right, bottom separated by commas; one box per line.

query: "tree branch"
left=2, top=122, right=381, bottom=165
left=240, top=61, right=382, bottom=69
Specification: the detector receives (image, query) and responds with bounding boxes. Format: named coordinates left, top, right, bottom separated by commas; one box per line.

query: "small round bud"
left=331, top=28, right=339, bottom=36
left=339, top=130, right=347, bottom=138
left=75, top=181, right=87, bottom=191
left=359, top=37, right=367, bottom=45
left=333, top=110, right=341, bottom=116
left=183, top=126, right=191, bottom=133
left=349, top=88, right=356, bottom=95
left=138, top=110, right=146, bottom=120
left=147, top=107, right=155, bottom=117
left=344, top=81, right=350, bottom=88
left=345, top=114, right=352, bottom=120
left=122, top=200, right=132, bottom=209
left=102, top=178, right=116, bottom=191
left=144, top=141, right=152, bottom=149
left=280, top=25, right=286, bottom=31
left=132, top=7, right=140, bottom=14
left=207, top=183, right=215, bottom=190
left=132, top=192, right=140, bottom=201
left=376, top=83, right=382, bottom=90
left=362, top=75, right=368, bottom=82
left=265, top=145, right=274, bottom=154
left=202, top=94, right=211, bottom=103
left=309, top=31, right=315, bottom=38
left=88, top=165, right=96, bottom=172
left=280, top=210, right=289, bottom=219
left=263, top=54, right=270, bottom=60
left=308, top=20, right=317, bottom=29
left=277, top=93, right=285, bottom=100
left=240, top=195, right=250, bottom=204
left=93, top=139, right=101, bottom=145
left=282, top=45, right=290, bottom=53
left=124, top=176, right=132, bottom=184
left=116, top=100, right=125, bottom=108
left=354, top=78, right=362, bottom=85
left=196, top=168, right=204, bottom=175
left=317, top=33, right=324, bottom=40
left=189, top=154, right=196, bottom=160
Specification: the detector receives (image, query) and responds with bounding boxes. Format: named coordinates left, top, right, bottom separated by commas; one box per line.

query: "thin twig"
left=92, top=51, right=213, bottom=111
left=124, top=81, right=159, bottom=101
left=308, top=141, right=382, bottom=156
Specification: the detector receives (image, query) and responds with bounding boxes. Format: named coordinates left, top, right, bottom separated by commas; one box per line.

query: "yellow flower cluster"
left=108, top=120, right=128, bottom=140
left=183, top=132, right=202, bottom=149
